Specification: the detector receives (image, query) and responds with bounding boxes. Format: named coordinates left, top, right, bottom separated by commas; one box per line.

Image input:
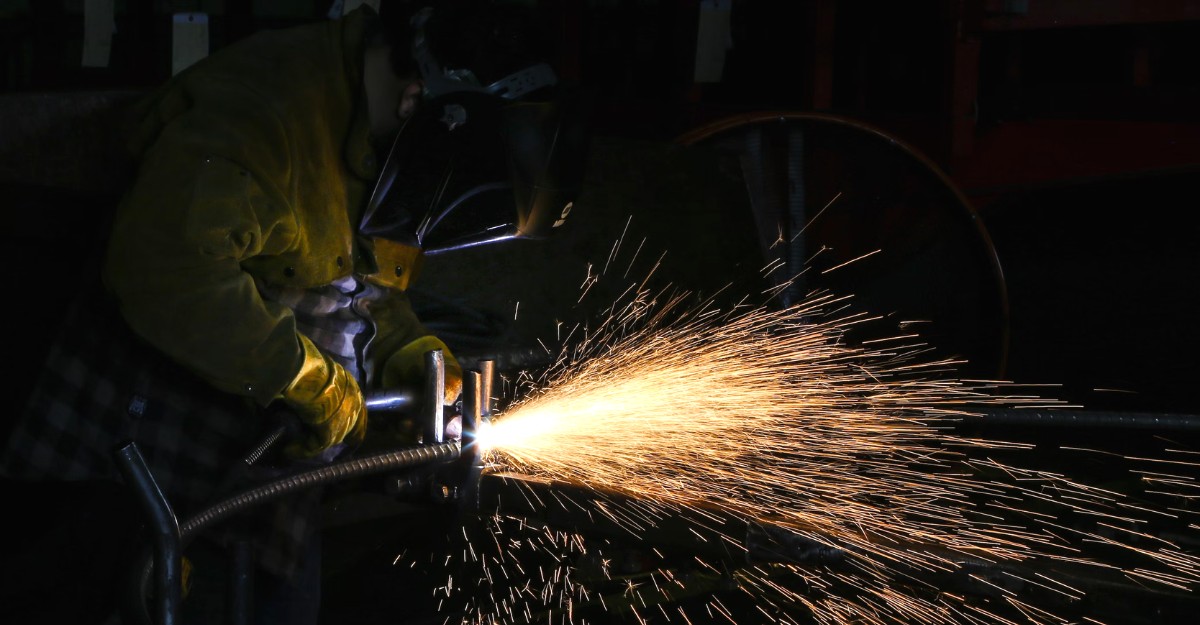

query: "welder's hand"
left=381, top=335, right=463, bottom=406
left=444, top=415, right=462, bottom=441
left=181, top=555, right=193, bottom=599
left=281, top=334, right=367, bottom=459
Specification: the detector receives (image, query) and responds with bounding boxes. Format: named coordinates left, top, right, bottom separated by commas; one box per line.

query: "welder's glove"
left=281, top=334, right=367, bottom=459
left=181, top=555, right=193, bottom=599
left=381, top=335, right=463, bottom=406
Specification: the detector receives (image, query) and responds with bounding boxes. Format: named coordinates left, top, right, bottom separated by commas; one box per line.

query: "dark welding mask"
left=359, top=7, right=588, bottom=255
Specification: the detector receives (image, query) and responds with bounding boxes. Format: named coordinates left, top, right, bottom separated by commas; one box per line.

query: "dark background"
left=3, top=0, right=1198, bottom=414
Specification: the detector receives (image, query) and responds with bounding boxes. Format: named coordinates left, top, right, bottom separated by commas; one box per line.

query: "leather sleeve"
left=103, top=77, right=305, bottom=406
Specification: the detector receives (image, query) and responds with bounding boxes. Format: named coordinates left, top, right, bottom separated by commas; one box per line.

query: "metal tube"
left=364, top=388, right=415, bottom=412
left=479, top=359, right=495, bottom=418
left=463, top=370, right=482, bottom=437
left=423, top=349, right=446, bottom=444
left=114, top=442, right=182, bottom=625
left=972, top=408, right=1200, bottom=431
left=458, top=370, right=485, bottom=512
left=229, top=539, right=254, bottom=625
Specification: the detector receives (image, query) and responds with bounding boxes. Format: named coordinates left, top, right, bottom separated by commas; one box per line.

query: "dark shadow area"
left=980, top=170, right=1200, bottom=414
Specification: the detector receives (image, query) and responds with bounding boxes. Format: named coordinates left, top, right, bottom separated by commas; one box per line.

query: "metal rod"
left=971, top=408, right=1200, bottom=431
left=423, top=349, right=446, bottom=444
left=478, top=359, right=495, bottom=418
left=459, top=369, right=485, bottom=511
left=229, top=539, right=254, bottom=625
left=463, top=370, right=482, bottom=436
left=364, top=388, right=415, bottom=411
left=114, top=441, right=182, bottom=625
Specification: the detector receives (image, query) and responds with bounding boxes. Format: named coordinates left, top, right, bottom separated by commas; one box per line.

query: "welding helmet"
left=360, top=6, right=588, bottom=254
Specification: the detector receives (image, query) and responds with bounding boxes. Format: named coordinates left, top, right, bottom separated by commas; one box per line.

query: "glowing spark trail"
left=448, top=242, right=1199, bottom=625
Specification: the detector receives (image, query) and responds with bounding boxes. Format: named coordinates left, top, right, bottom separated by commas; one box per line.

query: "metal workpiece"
left=229, top=540, right=254, bottom=625
left=420, top=360, right=494, bottom=510
left=456, top=369, right=486, bottom=511
left=478, top=359, right=495, bottom=417
left=463, top=370, right=483, bottom=431
left=364, top=388, right=416, bottom=412
left=422, top=349, right=446, bottom=444
left=113, top=442, right=183, bottom=625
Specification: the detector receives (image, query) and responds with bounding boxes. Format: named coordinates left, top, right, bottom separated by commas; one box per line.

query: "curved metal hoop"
left=677, top=111, right=1010, bottom=377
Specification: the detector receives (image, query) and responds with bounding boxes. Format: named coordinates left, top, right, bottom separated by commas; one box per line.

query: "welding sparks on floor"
left=443, top=232, right=1200, bottom=624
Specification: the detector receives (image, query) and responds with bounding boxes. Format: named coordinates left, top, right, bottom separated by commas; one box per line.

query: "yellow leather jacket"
left=104, top=8, right=427, bottom=407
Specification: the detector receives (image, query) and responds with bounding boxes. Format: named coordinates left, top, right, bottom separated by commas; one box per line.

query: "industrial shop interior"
left=2, top=2, right=1199, bottom=624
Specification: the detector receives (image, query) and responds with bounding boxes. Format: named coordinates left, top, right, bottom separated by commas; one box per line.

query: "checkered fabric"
left=1, top=276, right=380, bottom=579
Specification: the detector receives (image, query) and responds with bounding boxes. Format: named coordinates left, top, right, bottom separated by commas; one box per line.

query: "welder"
left=0, top=1, right=586, bottom=623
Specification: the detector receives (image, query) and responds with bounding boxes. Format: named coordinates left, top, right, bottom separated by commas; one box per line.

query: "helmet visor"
left=360, top=88, right=587, bottom=254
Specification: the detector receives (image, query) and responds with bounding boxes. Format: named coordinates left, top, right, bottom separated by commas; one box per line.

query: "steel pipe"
left=114, top=442, right=183, bottom=625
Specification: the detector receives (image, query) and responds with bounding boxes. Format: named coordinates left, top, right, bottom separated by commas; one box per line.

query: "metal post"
left=478, top=359, right=495, bottom=418
left=422, top=349, right=446, bottom=445
left=459, top=370, right=484, bottom=512
left=229, top=539, right=254, bottom=625
left=113, top=441, right=182, bottom=625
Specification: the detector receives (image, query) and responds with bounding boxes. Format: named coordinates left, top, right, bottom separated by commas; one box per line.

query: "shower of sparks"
left=434, top=230, right=1200, bottom=625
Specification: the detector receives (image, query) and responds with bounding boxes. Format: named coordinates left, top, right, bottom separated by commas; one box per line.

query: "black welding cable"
left=126, top=441, right=461, bottom=625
